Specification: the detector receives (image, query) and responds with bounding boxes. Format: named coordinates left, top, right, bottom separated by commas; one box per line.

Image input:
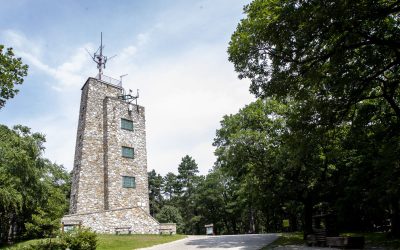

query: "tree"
left=228, top=0, right=400, bottom=121
left=176, top=155, right=202, bottom=234
left=0, top=125, right=70, bottom=242
left=177, top=155, right=199, bottom=197
left=228, top=0, right=400, bottom=237
left=148, top=169, right=164, bottom=217
left=214, top=99, right=290, bottom=233
left=0, top=45, right=28, bottom=109
left=156, top=205, right=184, bottom=233
left=194, top=170, right=232, bottom=235
left=214, top=99, right=351, bottom=235
left=163, top=172, right=178, bottom=200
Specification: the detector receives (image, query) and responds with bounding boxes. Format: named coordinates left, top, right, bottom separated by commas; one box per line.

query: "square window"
left=122, top=176, right=136, bottom=188
left=122, top=146, right=134, bottom=158
left=121, top=118, right=134, bottom=131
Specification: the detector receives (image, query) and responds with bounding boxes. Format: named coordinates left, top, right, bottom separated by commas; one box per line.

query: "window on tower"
left=121, top=118, right=134, bottom=131
left=122, top=146, right=134, bottom=158
left=122, top=176, right=136, bottom=188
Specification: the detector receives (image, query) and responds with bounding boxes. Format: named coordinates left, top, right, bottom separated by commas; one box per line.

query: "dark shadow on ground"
left=184, top=234, right=279, bottom=249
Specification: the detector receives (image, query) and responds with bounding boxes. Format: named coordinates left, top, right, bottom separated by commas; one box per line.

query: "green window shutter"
left=122, top=176, right=136, bottom=188
left=122, top=146, right=134, bottom=158
left=121, top=118, right=134, bottom=131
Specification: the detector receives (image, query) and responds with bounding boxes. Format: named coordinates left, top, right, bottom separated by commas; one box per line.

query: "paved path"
left=139, top=234, right=279, bottom=250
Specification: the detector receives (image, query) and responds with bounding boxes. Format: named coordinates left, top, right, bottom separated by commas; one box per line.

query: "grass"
left=261, top=231, right=400, bottom=249
left=343, top=232, right=400, bottom=249
left=261, top=232, right=304, bottom=249
left=0, top=234, right=186, bottom=250
left=97, top=234, right=186, bottom=250
left=0, top=239, right=43, bottom=249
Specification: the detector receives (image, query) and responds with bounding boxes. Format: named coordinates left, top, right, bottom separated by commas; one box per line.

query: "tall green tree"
left=0, top=45, right=28, bottom=109
left=148, top=169, right=164, bottom=217
left=176, top=155, right=202, bottom=234
left=163, top=172, right=178, bottom=201
left=214, top=99, right=290, bottom=233
left=228, top=0, right=400, bottom=237
left=228, top=0, right=400, bottom=121
left=0, top=125, right=70, bottom=243
left=214, top=99, right=351, bottom=235
left=177, top=155, right=199, bottom=197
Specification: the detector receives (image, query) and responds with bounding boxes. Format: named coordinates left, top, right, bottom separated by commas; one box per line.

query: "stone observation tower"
left=61, top=34, right=175, bottom=234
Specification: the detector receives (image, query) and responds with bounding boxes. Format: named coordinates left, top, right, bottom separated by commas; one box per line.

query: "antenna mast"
left=91, top=32, right=108, bottom=80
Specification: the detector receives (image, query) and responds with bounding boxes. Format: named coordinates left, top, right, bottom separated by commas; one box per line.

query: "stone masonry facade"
left=62, top=77, right=175, bottom=234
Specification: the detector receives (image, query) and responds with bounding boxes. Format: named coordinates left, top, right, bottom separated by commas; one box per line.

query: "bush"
left=28, top=239, right=67, bottom=250
left=19, top=228, right=97, bottom=250
left=156, top=205, right=184, bottom=233
left=62, top=228, right=97, bottom=250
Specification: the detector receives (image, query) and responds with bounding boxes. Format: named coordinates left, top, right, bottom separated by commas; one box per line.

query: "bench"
left=159, top=228, right=173, bottom=235
left=115, top=227, right=133, bottom=235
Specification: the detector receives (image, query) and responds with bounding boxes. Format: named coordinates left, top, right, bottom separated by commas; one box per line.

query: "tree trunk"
left=303, top=196, right=313, bottom=239
left=289, top=213, right=298, bottom=232
left=231, top=218, right=238, bottom=234
left=249, top=207, right=255, bottom=233
left=391, top=197, right=400, bottom=237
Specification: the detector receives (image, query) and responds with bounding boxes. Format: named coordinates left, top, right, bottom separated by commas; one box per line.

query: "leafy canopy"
left=0, top=45, right=28, bottom=109
left=228, top=0, right=400, bottom=120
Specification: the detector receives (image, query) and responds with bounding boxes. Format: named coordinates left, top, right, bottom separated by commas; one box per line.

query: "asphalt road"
left=139, top=234, right=279, bottom=250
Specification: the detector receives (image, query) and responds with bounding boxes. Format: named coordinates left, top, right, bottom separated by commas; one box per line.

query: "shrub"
left=156, top=205, right=184, bottom=233
left=19, top=228, right=97, bottom=250
left=62, top=228, right=97, bottom=250
left=14, top=239, right=67, bottom=250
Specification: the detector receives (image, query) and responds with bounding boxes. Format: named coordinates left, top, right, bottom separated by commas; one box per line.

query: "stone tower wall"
left=63, top=207, right=160, bottom=234
left=65, top=77, right=174, bottom=234
left=69, top=78, right=122, bottom=214
left=103, top=97, right=150, bottom=212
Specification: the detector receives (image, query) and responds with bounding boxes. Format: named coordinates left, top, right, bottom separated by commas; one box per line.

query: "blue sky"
left=0, top=0, right=254, bottom=175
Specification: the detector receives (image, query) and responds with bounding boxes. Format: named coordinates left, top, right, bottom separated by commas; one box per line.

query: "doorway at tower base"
left=61, top=206, right=176, bottom=234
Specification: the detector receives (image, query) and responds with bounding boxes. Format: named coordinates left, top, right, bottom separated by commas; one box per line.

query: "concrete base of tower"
left=61, top=206, right=176, bottom=234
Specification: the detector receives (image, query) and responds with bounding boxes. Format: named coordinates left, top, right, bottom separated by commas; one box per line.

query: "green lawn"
left=0, top=234, right=186, bottom=250
left=346, top=232, right=400, bottom=249
left=261, top=232, right=400, bottom=249
left=0, top=239, right=42, bottom=249
left=97, top=234, right=186, bottom=250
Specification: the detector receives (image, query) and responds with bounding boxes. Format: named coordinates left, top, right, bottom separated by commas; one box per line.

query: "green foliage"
left=163, top=172, right=178, bottom=200
left=226, top=0, right=400, bottom=237
left=5, top=229, right=96, bottom=250
left=0, top=45, right=28, bottom=109
left=1, top=235, right=186, bottom=250
left=177, top=155, right=199, bottom=197
left=24, top=239, right=67, bottom=250
left=62, top=228, right=97, bottom=250
left=0, top=125, right=70, bottom=243
left=228, top=0, right=400, bottom=119
left=156, top=205, right=184, bottom=233
left=148, top=170, right=164, bottom=216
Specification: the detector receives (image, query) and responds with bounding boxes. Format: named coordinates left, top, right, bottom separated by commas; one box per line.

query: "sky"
left=0, top=0, right=254, bottom=176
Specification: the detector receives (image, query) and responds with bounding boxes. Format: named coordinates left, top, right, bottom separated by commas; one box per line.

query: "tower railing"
left=96, top=73, right=122, bottom=87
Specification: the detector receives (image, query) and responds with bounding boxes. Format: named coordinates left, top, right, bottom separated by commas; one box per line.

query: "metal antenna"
left=120, top=74, right=128, bottom=84
left=87, top=32, right=108, bottom=80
